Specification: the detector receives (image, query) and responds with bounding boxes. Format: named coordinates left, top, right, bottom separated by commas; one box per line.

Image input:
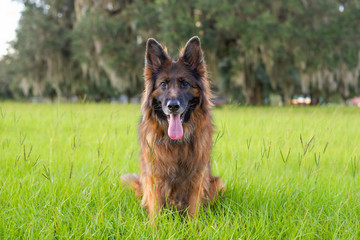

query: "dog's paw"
left=216, top=178, right=226, bottom=195
left=120, top=173, right=139, bottom=186
left=120, top=173, right=142, bottom=197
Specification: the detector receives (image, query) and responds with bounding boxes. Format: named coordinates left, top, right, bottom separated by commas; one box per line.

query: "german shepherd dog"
left=121, top=36, right=224, bottom=219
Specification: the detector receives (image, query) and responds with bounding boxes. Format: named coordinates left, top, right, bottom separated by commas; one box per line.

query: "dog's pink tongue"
left=168, top=114, right=183, bottom=140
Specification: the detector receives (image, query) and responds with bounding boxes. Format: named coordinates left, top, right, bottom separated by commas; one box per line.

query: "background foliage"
left=0, top=0, right=360, bottom=104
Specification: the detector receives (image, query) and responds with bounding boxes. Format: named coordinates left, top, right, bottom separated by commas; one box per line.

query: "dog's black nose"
left=167, top=100, right=180, bottom=112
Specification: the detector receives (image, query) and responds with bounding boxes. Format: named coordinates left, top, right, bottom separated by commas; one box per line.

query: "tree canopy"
left=0, top=0, right=359, bottom=104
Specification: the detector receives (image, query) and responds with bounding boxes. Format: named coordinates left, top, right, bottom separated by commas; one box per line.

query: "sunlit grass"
left=0, top=103, right=359, bottom=239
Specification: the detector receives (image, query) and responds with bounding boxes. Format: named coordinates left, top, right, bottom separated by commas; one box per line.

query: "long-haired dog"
left=121, top=36, right=224, bottom=219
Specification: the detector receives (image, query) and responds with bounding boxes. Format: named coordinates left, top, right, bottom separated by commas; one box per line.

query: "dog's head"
left=142, top=36, right=211, bottom=140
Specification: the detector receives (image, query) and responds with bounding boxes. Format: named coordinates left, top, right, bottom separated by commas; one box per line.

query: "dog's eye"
left=181, top=81, right=190, bottom=88
left=160, top=82, right=167, bottom=89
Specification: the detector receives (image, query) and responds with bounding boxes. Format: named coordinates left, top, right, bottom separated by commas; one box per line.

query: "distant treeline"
left=0, top=0, right=359, bottom=105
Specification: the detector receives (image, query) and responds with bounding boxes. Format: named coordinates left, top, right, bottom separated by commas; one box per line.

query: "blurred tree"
left=0, top=55, right=16, bottom=99
left=0, top=0, right=359, bottom=104
left=8, top=0, right=81, bottom=99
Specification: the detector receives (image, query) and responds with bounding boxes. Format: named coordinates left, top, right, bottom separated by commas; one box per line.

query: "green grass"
left=0, top=103, right=360, bottom=239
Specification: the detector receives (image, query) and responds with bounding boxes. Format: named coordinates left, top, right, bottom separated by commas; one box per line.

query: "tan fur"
left=121, top=37, right=224, bottom=219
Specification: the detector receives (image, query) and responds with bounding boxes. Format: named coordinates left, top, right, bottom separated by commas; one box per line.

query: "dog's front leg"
left=187, top=169, right=208, bottom=216
left=188, top=184, right=204, bottom=216
left=141, top=176, right=163, bottom=221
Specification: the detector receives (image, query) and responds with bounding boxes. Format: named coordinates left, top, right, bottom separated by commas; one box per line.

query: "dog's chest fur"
left=153, top=140, right=209, bottom=209
left=139, top=119, right=212, bottom=210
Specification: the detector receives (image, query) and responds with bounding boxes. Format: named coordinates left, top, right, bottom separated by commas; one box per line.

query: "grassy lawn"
left=0, top=103, right=359, bottom=239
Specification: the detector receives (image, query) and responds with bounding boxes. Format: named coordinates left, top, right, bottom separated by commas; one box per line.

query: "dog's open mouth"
left=167, top=112, right=185, bottom=140
left=166, top=112, right=185, bottom=122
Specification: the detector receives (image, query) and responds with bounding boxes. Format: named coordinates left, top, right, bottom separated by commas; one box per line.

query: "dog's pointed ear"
left=145, top=38, right=170, bottom=72
left=179, top=36, right=204, bottom=71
